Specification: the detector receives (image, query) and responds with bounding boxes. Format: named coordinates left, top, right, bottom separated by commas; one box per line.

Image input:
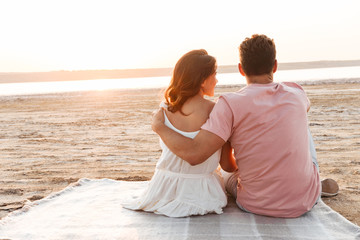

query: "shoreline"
left=1, top=59, right=360, bottom=84
left=0, top=77, right=360, bottom=99
left=0, top=81, right=359, bottom=225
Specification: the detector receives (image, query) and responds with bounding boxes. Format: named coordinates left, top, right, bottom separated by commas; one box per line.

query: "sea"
left=1, top=66, right=360, bottom=97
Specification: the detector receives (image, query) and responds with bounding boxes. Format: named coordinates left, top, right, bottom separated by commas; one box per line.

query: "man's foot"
left=321, top=178, right=339, bottom=197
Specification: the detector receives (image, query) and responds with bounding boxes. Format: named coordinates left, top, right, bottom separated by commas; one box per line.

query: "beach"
left=0, top=82, right=359, bottom=226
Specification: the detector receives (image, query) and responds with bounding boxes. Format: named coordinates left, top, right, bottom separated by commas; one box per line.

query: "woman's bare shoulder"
left=203, top=99, right=216, bottom=114
left=164, top=98, right=217, bottom=132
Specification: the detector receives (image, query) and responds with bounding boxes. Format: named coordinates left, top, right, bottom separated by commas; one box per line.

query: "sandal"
left=321, top=178, right=339, bottom=197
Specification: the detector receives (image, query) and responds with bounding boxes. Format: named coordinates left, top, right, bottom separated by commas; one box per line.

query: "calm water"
left=1, top=66, right=360, bottom=96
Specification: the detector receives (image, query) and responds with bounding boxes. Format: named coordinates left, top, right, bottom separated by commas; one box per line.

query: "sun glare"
left=0, top=0, right=360, bottom=72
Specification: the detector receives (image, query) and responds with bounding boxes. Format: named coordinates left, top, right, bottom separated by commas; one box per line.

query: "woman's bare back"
left=164, top=95, right=215, bottom=132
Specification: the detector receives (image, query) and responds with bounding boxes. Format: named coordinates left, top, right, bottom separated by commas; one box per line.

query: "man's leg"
left=221, top=169, right=251, bottom=212
left=221, top=169, right=238, bottom=199
left=308, top=128, right=319, bottom=171
left=308, top=129, right=339, bottom=197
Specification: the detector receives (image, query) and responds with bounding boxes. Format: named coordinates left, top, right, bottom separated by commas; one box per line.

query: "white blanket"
left=0, top=178, right=359, bottom=240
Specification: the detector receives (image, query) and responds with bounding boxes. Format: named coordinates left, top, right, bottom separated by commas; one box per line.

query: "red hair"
left=164, top=49, right=216, bottom=114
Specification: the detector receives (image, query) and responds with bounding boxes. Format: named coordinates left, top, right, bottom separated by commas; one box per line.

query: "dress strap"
left=159, top=101, right=168, bottom=109
left=158, top=101, right=200, bottom=137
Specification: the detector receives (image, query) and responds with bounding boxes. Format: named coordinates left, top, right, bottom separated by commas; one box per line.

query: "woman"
left=123, top=49, right=237, bottom=217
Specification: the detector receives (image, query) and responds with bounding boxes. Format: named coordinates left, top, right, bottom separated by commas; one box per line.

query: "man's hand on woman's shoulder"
left=151, top=108, right=165, bottom=133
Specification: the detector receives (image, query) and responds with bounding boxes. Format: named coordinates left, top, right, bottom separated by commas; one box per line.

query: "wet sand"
left=0, top=82, right=359, bottom=225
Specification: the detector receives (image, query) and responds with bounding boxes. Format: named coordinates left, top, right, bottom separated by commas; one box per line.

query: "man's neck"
left=246, top=73, right=273, bottom=85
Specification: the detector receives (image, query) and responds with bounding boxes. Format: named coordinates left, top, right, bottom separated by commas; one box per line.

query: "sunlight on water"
left=1, top=66, right=360, bottom=96
left=220, top=66, right=360, bottom=85
left=0, top=76, right=171, bottom=96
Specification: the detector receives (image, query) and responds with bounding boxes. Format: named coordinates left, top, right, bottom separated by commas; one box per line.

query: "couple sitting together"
left=124, top=34, right=339, bottom=218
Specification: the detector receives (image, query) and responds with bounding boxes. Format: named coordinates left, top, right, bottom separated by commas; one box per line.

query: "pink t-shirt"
left=202, top=82, right=321, bottom=218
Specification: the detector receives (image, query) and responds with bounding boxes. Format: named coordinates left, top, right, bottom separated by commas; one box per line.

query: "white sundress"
left=123, top=106, right=227, bottom=217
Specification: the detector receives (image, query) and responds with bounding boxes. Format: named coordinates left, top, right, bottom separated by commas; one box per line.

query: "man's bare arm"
left=152, top=109, right=225, bottom=165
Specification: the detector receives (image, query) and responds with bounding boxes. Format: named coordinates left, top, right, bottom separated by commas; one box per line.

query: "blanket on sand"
left=0, top=178, right=359, bottom=240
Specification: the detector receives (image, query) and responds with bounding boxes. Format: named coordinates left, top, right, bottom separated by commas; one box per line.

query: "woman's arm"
left=220, top=141, right=238, bottom=172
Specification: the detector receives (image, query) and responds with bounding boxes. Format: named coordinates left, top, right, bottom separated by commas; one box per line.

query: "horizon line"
left=1, top=59, right=360, bottom=74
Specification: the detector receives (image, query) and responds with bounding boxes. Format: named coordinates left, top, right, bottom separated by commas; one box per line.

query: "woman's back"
left=123, top=49, right=227, bottom=217
left=164, top=95, right=214, bottom=132
left=124, top=98, right=227, bottom=217
left=157, top=97, right=219, bottom=174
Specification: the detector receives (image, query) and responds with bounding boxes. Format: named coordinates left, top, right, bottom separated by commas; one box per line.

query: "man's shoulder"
left=281, top=82, right=305, bottom=91
left=218, top=87, right=248, bottom=101
left=219, top=92, right=239, bottom=100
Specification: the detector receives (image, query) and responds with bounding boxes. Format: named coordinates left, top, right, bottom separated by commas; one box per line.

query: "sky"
left=1, top=0, right=360, bottom=72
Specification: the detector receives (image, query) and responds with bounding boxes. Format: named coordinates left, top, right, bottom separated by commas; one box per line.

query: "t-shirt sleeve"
left=201, top=96, right=233, bottom=142
left=284, top=82, right=310, bottom=110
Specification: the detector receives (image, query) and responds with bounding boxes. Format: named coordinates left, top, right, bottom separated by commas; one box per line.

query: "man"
left=152, top=34, right=338, bottom=218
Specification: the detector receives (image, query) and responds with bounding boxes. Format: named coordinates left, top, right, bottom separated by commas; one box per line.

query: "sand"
left=0, top=82, right=359, bottom=226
